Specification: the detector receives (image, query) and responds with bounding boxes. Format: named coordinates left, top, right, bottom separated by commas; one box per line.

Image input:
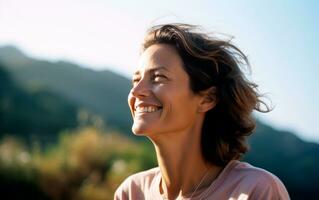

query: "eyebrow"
left=133, top=66, right=169, bottom=76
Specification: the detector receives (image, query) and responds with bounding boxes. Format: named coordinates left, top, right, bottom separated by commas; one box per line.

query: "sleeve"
left=114, top=183, right=129, bottom=200
left=113, top=175, right=146, bottom=200
left=249, top=173, right=290, bottom=200
left=114, top=176, right=131, bottom=200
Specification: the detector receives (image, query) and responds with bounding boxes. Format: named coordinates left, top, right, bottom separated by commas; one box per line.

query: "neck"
left=149, top=119, right=222, bottom=199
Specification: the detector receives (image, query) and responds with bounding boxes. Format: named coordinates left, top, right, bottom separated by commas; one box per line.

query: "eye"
left=132, top=77, right=140, bottom=86
left=153, top=74, right=167, bottom=82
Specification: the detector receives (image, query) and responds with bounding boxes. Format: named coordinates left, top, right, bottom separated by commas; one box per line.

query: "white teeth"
left=135, top=106, right=160, bottom=113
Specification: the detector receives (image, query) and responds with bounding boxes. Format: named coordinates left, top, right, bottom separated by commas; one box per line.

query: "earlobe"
left=198, top=87, right=218, bottom=113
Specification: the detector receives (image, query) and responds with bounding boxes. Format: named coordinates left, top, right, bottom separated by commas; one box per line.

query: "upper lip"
left=134, top=102, right=162, bottom=110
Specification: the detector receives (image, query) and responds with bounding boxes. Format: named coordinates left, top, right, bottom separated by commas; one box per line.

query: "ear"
left=197, top=86, right=218, bottom=113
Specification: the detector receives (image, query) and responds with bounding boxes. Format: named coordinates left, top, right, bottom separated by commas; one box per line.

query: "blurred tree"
left=0, top=127, right=157, bottom=200
left=0, top=63, right=78, bottom=144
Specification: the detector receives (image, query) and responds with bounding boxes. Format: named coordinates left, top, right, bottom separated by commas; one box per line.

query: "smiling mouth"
left=134, top=106, right=163, bottom=114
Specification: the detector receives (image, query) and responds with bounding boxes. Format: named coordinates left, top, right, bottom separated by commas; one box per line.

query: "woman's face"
left=128, top=44, right=203, bottom=137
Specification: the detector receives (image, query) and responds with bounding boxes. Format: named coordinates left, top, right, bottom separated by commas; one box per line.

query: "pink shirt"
left=114, top=160, right=290, bottom=200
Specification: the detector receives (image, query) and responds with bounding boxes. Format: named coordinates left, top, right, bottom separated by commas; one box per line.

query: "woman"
left=114, top=24, right=290, bottom=200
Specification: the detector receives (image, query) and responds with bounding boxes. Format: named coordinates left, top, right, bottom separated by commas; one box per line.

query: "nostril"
left=130, top=86, right=138, bottom=96
left=131, top=85, right=150, bottom=97
left=130, top=88, right=136, bottom=95
left=131, top=88, right=140, bottom=97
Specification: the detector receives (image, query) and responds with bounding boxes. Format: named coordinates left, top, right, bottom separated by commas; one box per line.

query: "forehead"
left=134, top=44, right=184, bottom=75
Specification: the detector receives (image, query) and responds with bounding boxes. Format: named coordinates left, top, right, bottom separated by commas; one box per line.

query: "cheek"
left=162, top=92, right=194, bottom=118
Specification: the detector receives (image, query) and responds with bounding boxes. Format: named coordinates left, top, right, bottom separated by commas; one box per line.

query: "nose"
left=130, top=78, right=151, bottom=98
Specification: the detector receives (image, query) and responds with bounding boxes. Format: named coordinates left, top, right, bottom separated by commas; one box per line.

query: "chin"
left=132, top=124, right=149, bottom=136
left=132, top=122, right=156, bottom=136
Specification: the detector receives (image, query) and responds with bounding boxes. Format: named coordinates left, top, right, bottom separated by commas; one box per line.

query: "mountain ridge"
left=0, top=45, right=132, bottom=133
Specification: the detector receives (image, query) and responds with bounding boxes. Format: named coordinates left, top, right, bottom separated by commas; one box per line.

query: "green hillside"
left=246, top=122, right=319, bottom=199
left=0, top=63, right=78, bottom=143
left=0, top=46, right=132, bottom=134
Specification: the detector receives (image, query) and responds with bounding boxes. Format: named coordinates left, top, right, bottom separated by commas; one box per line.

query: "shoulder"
left=231, top=161, right=282, bottom=183
left=114, top=167, right=160, bottom=200
left=225, top=161, right=290, bottom=200
left=232, top=161, right=286, bottom=187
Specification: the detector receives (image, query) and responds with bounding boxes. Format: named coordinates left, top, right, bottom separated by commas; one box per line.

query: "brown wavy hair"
left=142, top=23, right=270, bottom=166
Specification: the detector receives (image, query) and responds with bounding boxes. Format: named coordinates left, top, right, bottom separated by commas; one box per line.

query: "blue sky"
left=0, top=0, right=318, bottom=142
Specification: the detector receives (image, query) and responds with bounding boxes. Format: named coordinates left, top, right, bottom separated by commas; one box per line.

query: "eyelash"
left=131, top=74, right=167, bottom=86
left=153, top=74, right=166, bottom=82
left=132, top=78, right=140, bottom=86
